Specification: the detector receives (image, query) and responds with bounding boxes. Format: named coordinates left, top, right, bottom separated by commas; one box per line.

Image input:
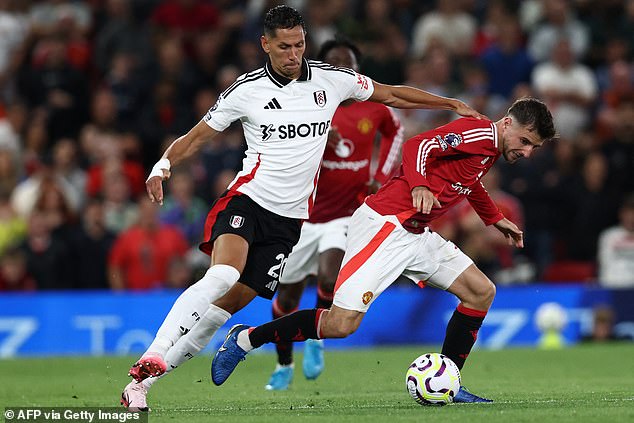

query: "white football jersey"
left=203, top=58, right=374, bottom=219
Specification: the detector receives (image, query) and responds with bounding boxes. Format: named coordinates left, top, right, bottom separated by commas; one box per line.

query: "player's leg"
left=211, top=204, right=412, bottom=385
left=163, top=235, right=287, bottom=377
left=413, top=231, right=494, bottom=403
left=303, top=248, right=344, bottom=379
left=127, top=234, right=247, bottom=383
left=265, top=279, right=307, bottom=390
left=266, top=222, right=319, bottom=389
left=303, top=216, right=348, bottom=379
left=274, top=281, right=307, bottom=363
left=443, top=264, right=495, bottom=370
left=122, top=233, right=249, bottom=410
left=211, top=305, right=363, bottom=388
left=122, top=193, right=262, bottom=410
left=209, top=206, right=302, bottom=385
left=443, top=264, right=495, bottom=404
left=315, top=250, right=343, bottom=308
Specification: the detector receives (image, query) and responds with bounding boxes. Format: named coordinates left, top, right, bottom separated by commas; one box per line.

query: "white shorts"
left=280, top=216, right=350, bottom=284
left=333, top=203, right=473, bottom=312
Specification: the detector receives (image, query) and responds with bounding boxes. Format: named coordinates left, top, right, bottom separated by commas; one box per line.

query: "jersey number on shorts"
left=266, top=253, right=288, bottom=291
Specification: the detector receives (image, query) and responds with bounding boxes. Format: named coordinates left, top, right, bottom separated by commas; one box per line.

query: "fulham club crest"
left=230, top=215, right=244, bottom=228
left=313, top=90, right=327, bottom=107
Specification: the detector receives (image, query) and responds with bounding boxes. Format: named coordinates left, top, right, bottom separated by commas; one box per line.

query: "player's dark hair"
left=506, top=97, right=557, bottom=141
left=263, top=5, right=305, bottom=37
left=317, top=37, right=362, bottom=62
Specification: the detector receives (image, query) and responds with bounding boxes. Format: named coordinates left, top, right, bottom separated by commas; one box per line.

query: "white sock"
left=144, top=265, right=239, bottom=357
left=236, top=329, right=254, bottom=352
left=162, top=304, right=232, bottom=370
left=275, top=363, right=294, bottom=370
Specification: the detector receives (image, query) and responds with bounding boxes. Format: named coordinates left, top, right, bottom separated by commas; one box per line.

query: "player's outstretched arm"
left=493, top=218, right=524, bottom=248
left=369, top=81, right=486, bottom=119
left=146, top=120, right=219, bottom=205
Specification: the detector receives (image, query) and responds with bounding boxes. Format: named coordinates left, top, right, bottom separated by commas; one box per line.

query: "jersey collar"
left=265, top=58, right=311, bottom=87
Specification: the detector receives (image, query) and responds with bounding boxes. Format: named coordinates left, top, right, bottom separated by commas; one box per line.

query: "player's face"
left=324, top=46, right=358, bottom=70
left=501, top=117, right=543, bottom=163
left=261, top=26, right=306, bottom=79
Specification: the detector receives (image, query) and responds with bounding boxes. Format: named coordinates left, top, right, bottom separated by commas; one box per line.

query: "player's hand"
left=412, top=186, right=440, bottom=214
left=146, top=169, right=171, bottom=205
left=454, top=100, right=487, bottom=120
left=493, top=218, right=524, bottom=248
left=327, top=126, right=342, bottom=149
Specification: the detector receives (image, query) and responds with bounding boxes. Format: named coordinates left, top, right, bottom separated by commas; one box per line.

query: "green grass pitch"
left=1, top=344, right=633, bottom=422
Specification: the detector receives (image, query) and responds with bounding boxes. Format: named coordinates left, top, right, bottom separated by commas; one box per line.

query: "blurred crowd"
left=0, top=0, right=632, bottom=291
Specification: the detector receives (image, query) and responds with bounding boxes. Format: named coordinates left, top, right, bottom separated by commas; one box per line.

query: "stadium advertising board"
left=0, top=285, right=632, bottom=357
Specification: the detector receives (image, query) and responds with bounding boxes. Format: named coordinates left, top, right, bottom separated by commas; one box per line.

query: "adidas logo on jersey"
left=264, top=98, right=282, bottom=109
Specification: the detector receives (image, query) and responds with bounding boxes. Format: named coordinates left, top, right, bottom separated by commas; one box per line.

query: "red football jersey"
left=366, top=117, right=504, bottom=233
left=309, top=101, right=403, bottom=223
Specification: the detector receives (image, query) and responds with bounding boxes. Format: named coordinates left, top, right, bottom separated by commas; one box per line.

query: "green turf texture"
left=1, top=344, right=632, bottom=422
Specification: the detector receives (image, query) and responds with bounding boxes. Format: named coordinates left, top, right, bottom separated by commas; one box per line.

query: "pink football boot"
left=128, top=353, right=167, bottom=382
left=120, top=381, right=149, bottom=412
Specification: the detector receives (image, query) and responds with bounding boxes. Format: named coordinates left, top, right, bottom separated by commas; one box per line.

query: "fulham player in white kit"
left=266, top=38, right=403, bottom=390
left=121, top=5, right=483, bottom=411
left=212, top=98, right=557, bottom=403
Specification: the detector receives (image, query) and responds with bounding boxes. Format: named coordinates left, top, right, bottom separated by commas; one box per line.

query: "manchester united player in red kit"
left=267, top=39, right=403, bottom=390
left=212, top=97, right=556, bottom=403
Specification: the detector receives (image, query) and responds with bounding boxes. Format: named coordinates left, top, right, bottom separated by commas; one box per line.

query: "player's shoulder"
left=307, top=59, right=358, bottom=78
left=434, top=117, right=497, bottom=150
left=451, top=116, right=494, bottom=130
left=219, top=67, right=267, bottom=99
left=439, top=117, right=494, bottom=137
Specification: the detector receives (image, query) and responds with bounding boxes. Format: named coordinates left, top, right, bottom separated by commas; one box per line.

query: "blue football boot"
left=303, top=339, right=324, bottom=380
left=211, top=324, right=250, bottom=385
left=265, top=364, right=294, bottom=390
left=453, top=386, right=493, bottom=403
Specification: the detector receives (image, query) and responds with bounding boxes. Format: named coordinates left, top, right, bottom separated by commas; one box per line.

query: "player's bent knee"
left=481, top=280, right=496, bottom=308
left=212, top=282, right=258, bottom=314
left=276, top=282, right=304, bottom=312
left=318, top=274, right=337, bottom=293
left=451, top=266, right=496, bottom=310
left=470, top=278, right=495, bottom=309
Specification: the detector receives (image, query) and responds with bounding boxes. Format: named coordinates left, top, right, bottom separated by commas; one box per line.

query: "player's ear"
left=261, top=36, right=270, bottom=54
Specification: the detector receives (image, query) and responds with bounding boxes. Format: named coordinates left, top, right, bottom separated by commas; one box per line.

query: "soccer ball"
left=405, top=353, right=461, bottom=406
left=535, top=302, right=568, bottom=332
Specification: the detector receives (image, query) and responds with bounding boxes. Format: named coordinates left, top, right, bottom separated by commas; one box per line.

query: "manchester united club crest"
left=357, top=117, right=373, bottom=134
left=362, top=291, right=374, bottom=305
left=230, top=215, right=244, bottom=228
left=313, top=90, right=327, bottom=107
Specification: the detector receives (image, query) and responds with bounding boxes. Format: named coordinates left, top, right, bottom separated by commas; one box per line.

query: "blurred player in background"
left=212, top=97, right=557, bottom=403
left=266, top=38, right=404, bottom=391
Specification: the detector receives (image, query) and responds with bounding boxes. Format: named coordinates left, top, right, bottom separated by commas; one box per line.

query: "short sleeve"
left=203, top=90, right=245, bottom=132
left=337, top=70, right=374, bottom=103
